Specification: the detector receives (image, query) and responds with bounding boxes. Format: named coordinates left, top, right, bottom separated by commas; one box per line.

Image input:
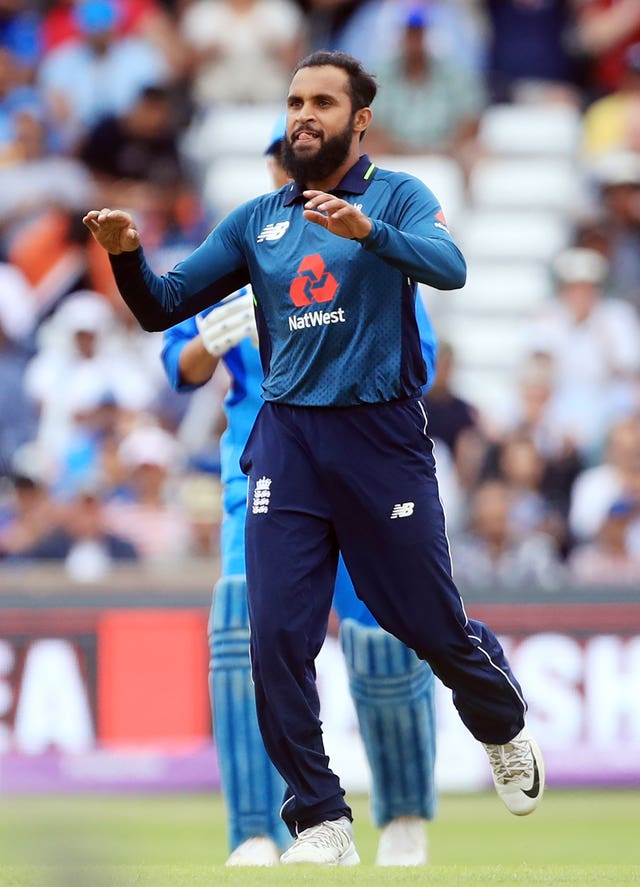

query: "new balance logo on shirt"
left=390, top=502, right=415, bottom=519
left=257, top=222, right=290, bottom=243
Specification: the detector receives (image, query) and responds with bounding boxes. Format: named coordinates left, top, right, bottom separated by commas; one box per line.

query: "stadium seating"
left=203, top=156, right=273, bottom=218
left=374, top=153, right=466, bottom=230
left=469, top=157, right=583, bottom=213
left=477, top=103, right=582, bottom=158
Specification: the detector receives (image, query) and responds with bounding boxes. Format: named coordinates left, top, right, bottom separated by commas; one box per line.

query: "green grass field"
left=0, top=790, right=638, bottom=886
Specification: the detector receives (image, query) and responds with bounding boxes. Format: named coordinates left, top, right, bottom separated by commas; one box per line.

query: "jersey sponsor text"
left=288, top=308, right=346, bottom=331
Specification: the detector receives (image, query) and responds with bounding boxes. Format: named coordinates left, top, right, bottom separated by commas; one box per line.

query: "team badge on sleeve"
left=433, top=210, right=449, bottom=233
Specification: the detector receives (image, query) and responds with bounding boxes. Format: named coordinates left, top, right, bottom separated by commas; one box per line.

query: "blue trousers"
left=241, top=398, right=526, bottom=833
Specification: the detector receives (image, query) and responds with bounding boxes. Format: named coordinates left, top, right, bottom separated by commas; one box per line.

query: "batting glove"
left=196, top=291, right=258, bottom=357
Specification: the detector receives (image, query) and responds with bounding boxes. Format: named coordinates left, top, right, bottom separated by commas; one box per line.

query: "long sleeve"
left=359, top=176, right=466, bottom=291
left=109, top=203, right=255, bottom=332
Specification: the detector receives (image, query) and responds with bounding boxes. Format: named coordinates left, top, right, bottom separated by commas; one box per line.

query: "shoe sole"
left=281, top=842, right=361, bottom=866
left=338, top=844, right=361, bottom=866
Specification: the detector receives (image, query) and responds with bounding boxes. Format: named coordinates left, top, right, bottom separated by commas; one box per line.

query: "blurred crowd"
left=1, top=0, right=640, bottom=590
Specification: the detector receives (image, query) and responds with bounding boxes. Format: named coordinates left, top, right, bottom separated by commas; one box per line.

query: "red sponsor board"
left=0, top=608, right=211, bottom=791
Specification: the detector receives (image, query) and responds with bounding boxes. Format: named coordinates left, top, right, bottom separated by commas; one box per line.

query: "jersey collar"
left=282, top=154, right=377, bottom=206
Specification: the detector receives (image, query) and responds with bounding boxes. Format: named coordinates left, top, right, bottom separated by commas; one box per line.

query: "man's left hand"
left=303, top=191, right=372, bottom=241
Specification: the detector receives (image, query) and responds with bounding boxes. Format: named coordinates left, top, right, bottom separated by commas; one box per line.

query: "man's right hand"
left=196, top=292, right=258, bottom=356
left=82, top=208, right=141, bottom=255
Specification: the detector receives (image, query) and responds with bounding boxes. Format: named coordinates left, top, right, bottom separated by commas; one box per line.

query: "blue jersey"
left=161, top=294, right=437, bottom=494
left=114, top=155, right=465, bottom=407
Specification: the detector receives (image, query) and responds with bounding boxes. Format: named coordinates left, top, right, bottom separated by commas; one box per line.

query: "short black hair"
left=292, top=50, right=377, bottom=112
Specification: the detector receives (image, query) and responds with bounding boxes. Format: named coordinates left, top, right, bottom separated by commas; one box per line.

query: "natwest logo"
left=289, top=308, right=346, bottom=331
left=289, top=254, right=339, bottom=306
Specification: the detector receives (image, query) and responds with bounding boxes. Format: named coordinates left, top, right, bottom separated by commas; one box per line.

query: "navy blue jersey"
left=111, top=154, right=465, bottom=407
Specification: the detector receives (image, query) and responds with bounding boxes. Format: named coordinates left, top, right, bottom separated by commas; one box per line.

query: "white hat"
left=118, top=426, right=180, bottom=470
left=592, top=150, right=640, bottom=188
left=552, top=248, right=608, bottom=285
left=55, top=291, right=114, bottom=335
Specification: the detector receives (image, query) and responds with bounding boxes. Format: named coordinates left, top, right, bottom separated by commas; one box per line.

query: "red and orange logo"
left=289, top=254, right=339, bottom=306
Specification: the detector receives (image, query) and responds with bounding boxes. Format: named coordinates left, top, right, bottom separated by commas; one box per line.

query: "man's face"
left=283, top=65, right=357, bottom=183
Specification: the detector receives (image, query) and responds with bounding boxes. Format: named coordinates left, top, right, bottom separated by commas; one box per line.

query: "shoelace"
left=485, top=737, right=533, bottom=785
left=294, top=820, right=349, bottom=851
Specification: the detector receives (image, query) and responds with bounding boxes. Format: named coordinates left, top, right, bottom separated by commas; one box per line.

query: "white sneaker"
left=225, top=836, right=281, bottom=866
left=483, top=726, right=545, bottom=816
left=375, top=816, right=428, bottom=866
left=280, top=817, right=360, bottom=866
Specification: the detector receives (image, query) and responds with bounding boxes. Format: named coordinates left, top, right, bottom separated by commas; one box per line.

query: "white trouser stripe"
left=417, top=399, right=428, bottom=436
left=468, top=634, right=527, bottom=715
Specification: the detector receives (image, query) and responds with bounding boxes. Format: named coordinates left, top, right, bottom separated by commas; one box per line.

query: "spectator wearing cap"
left=38, top=0, right=169, bottom=150
left=263, top=112, right=292, bottom=193
left=41, top=0, right=187, bottom=79
left=365, top=4, right=486, bottom=166
left=24, top=290, right=159, bottom=465
left=581, top=150, right=640, bottom=311
left=568, top=495, right=640, bottom=586
left=103, top=424, right=193, bottom=561
left=582, top=42, right=640, bottom=159
left=524, top=247, right=640, bottom=457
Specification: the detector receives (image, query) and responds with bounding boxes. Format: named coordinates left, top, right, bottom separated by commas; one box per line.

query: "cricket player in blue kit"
left=84, top=50, right=545, bottom=867
left=160, top=126, right=438, bottom=866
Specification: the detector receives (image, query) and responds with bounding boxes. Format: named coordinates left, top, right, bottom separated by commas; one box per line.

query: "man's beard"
left=282, top=119, right=354, bottom=185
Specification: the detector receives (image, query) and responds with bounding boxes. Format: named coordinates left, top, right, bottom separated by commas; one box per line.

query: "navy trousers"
left=241, top=398, right=526, bottom=834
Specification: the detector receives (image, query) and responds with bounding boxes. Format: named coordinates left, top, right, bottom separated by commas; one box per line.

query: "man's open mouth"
left=294, top=129, right=321, bottom=143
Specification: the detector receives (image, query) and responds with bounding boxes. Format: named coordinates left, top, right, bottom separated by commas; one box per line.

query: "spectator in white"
left=38, top=0, right=169, bottom=150
left=569, top=416, right=640, bottom=542
left=104, top=424, right=193, bottom=561
left=568, top=496, right=640, bottom=587
left=0, top=262, right=38, bottom=476
left=503, top=355, right=577, bottom=460
left=525, top=247, right=640, bottom=459
left=180, top=0, right=303, bottom=107
left=499, top=355, right=584, bottom=525
left=365, top=5, right=486, bottom=165
left=587, top=151, right=640, bottom=313
left=24, top=290, right=158, bottom=467
left=451, top=479, right=565, bottom=591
